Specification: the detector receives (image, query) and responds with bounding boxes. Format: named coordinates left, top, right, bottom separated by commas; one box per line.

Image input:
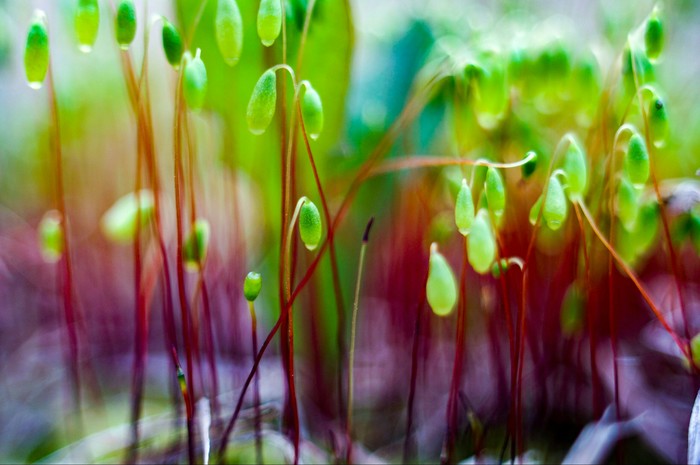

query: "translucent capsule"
left=247, top=69, right=277, bottom=135
left=484, top=167, right=505, bottom=218
left=299, top=199, right=322, bottom=251
left=648, top=97, right=669, bottom=148
left=215, top=0, right=243, bottom=66
left=75, top=0, right=99, bottom=53
left=257, top=0, right=282, bottom=47
left=24, top=10, right=49, bottom=89
left=624, top=133, right=650, bottom=187
left=645, top=8, right=664, bottom=61
left=426, top=243, right=457, bottom=317
left=244, top=271, right=263, bottom=302
left=100, top=190, right=154, bottom=244
left=616, top=176, right=639, bottom=231
left=543, top=175, right=567, bottom=231
left=562, top=137, right=587, bottom=200
left=467, top=210, right=496, bottom=275
left=301, top=84, right=324, bottom=140
left=454, top=179, right=475, bottom=236
left=529, top=195, right=543, bottom=226
left=184, top=49, right=208, bottom=111
left=183, top=219, right=210, bottom=271
left=38, top=210, right=63, bottom=263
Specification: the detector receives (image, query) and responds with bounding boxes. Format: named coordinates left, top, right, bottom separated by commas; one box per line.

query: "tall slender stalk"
left=248, top=300, right=263, bottom=464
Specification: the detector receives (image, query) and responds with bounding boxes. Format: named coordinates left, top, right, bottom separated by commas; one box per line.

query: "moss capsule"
left=184, top=49, right=208, bottom=111
left=562, top=137, right=587, bottom=200
left=625, top=133, right=650, bottom=187
left=244, top=271, right=263, bottom=302
left=485, top=167, right=505, bottom=218
left=649, top=97, right=669, bottom=148
left=529, top=195, right=543, bottom=226
left=543, top=175, right=567, bottom=231
left=645, top=8, right=664, bottom=61
left=75, top=0, right=99, bottom=53
left=468, top=210, right=496, bottom=274
left=521, top=151, right=538, bottom=179
left=183, top=219, right=210, bottom=271
left=490, top=258, right=509, bottom=279
left=257, top=0, right=282, bottom=47
left=215, top=0, right=243, bottom=67
left=100, top=190, right=154, bottom=244
left=560, top=283, right=585, bottom=336
left=301, top=84, right=324, bottom=140
left=38, top=210, right=63, bottom=263
left=455, top=178, right=475, bottom=236
left=24, top=10, right=49, bottom=90
left=299, top=199, right=322, bottom=251
left=247, top=69, right=277, bottom=135
left=115, top=0, right=136, bottom=50
left=162, top=19, right=184, bottom=69
left=617, top=177, right=639, bottom=231
left=426, top=243, right=457, bottom=317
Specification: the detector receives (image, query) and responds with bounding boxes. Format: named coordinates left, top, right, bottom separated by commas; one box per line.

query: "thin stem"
left=249, top=301, right=263, bottom=465
left=346, top=218, right=373, bottom=464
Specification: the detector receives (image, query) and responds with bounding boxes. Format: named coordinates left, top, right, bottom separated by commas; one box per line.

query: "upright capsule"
left=184, top=49, right=208, bottom=111
left=38, top=210, right=63, bottom=263
left=75, top=0, right=99, bottom=53
left=183, top=219, right=211, bottom=271
left=301, top=84, right=324, bottom=140
left=247, top=69, right=277, bottom=135
left=467, top=210, right=496, bottom=274
left=454, top=178, right=475, bottom=236
left=161, top=19, right=184, bottom=69
left=299, top=198, right=322, bottom=251
left=115, top=0, right=136, bottom=50
left=244, top=272, right=263, bottom=302
left=625, top=133, right=650, bottom=187
left=562, top=137, right=587, bottom=200
left=257, top=0, right=282, bottom=47
left=215, top=0, right=243, bottom=66
left=24, top=10, right=49, bottom=90
left=484, top=167, right=506, bottom=219
left=543, top=175, right=567, bottom=231
left=426, top=243, right=458, bottom=317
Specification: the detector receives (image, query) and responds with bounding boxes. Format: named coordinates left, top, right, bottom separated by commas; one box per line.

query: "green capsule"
left=645, top=8, right=664, bottom=61
left=467, top=210, right=496, bottom=275
left=115, top=0, right=136, bottom=50
left=257, top=0, right=281, bottom=47
left=490, top=258, right=509, bottom=279
left=484, top=167, right=505, bottom=218
left=521, top=151, right=538, bottom=179
left=634, top=201, right=659, bottom=253
left=624, top=133, right=650, bottom=187
left=183, top=219, right=210, bottom=271
left=617, top=177, right=639, bottom=231
left=690, top=212, right=700, bottom=256
left=161, top=19, right=184, bottom=69
left=215, top=0, right=243, bottom=67
left=648, top=97, right=669, bottom=148
left=299, top=199, right=322, bottom=251
left=692, top=333, right=700, bottom=368
left=100, top=190, right=154, bottom=244
left=561, top=137, right=587, bottom=200
left=543, top=175, right=567, bottom=231
left=472, top=53, right=508, bottom=128
left=455, top=179, right=475, bottom=236
left=529, top=195, right=543, bottom=226
left=24, top=10, right=49, bottom=90
left=244, top=271, right=263, bottom=302
left=301, top=84, right=324, bottom=140
left=75, top=0, right=99, bottom=53
left=184, top=49, right=208, bottom=111
left=38, top=210, right=63, bottom=263
left=560, top=283, right=585, bottom=336
left=247, top=69, right=277, bottom=135
left=426, top=244, right=457, bottom=317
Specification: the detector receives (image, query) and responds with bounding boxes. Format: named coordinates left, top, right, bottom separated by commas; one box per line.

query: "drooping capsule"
left=455, top=178, right=475, bottom=236
left=562, top=137, right=587, bottom=200
left=100, top=190, right=155, bottom=244
left=426, top=243, right=457, bottom=317
left=616, top=176, right=639, bottom=231
left=648, top=97, right=669, bottom=148
left=624, top=133, right=650, bottom=187
left=299, top=199, right=322, bottom=251
left=242, top=271, right=262, bottom=302
left=543, top=175, right=567, bottom=231
left=247, top=69, right=277, bottom=135
left=183, top=219, right=210, bottom=271
left=75, top=0, right=99, bottom=53
left=162, top=19, right=184, bottom=69
left=467, top=210, right=496, bottom=274
left=529, top=195, right=543, bottom=226
left=645, top=8, right=664, bottom=61
left=215, top=0, right=243, bottom=66
left=257, top=0, right=282, bottom=47
left=115, top=0, right=136, bottom=50
left=184, top=49, right=208, bottom=111
left=521, top=151, right=538, bottom=179
left=301, top=84, right=324, bottom=140
left=484, top=167, right=506, bottom=219
left=38, top=210, right=63, bottom=263
left=24, top=10, right=49, bottom=90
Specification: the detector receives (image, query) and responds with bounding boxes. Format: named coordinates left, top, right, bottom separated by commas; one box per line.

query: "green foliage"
left=115, top=0, right=136, bottom=50
left=299, top=198, right=322, bottom=251
left=24, top=10, right=49, bottom=89
left=426, top=244, right=457, bottom=317
left=75, top=0, right=99, bottom=53
left=215, top=0, right=243, bottom=66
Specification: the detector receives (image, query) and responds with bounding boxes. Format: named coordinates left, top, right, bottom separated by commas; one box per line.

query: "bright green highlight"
left=299, top=199, right=322, bottom=251
left=216, top=0, right=243, bottom=67
left=426, top=243, right=457, bottom=317
left=455, top=178, right=475, bottom=236
left=100, top=190, right=154, bottom=244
